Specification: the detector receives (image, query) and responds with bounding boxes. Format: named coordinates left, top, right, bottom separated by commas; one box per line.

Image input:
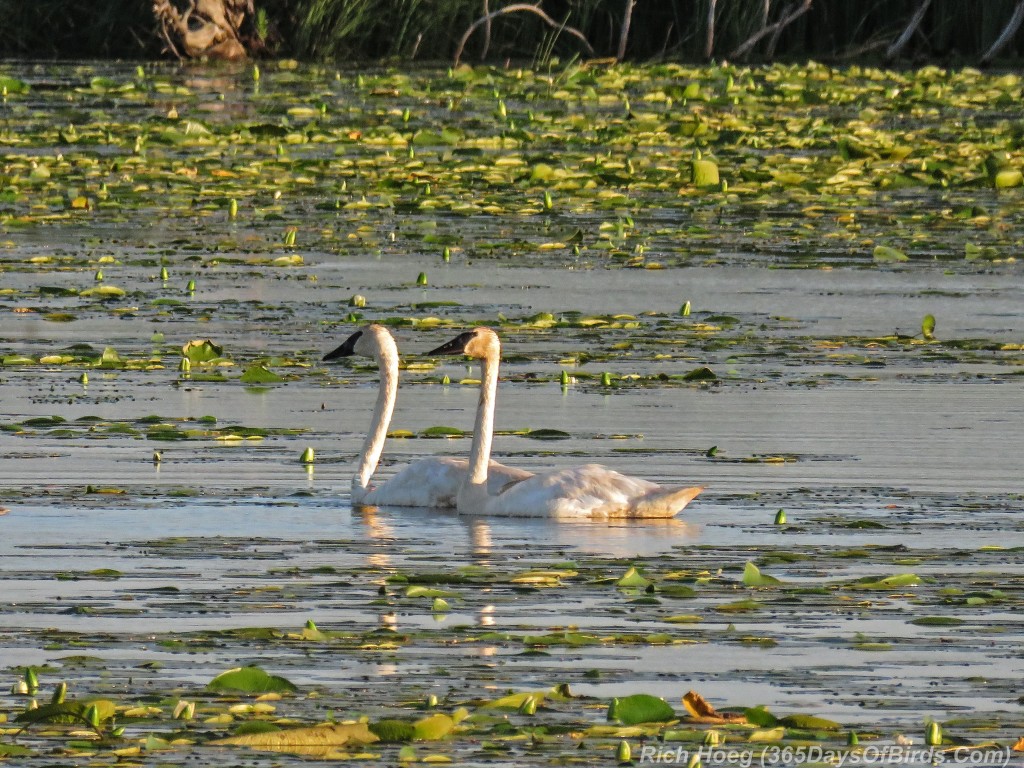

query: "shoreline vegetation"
left=1, top=0, right=1024, bottom=65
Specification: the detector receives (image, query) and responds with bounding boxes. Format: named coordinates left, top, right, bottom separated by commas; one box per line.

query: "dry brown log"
left=154, top=0, right=253, bottom=60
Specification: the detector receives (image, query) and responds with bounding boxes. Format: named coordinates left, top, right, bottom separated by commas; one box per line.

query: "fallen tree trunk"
left=154, top=0, right=253, bottom=60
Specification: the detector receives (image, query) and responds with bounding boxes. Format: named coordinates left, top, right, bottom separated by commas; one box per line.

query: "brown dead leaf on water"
left=1012, top=736, right=1024, bottom=752
left=682, top=690, right=747, bottom=724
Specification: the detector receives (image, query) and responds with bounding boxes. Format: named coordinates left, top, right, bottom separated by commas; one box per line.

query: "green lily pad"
left=607, top=694, right=676, bottom=725
left=778, top=713, right=842, bottom=731
left=742, top=562, right=783, bottom=586
left=240, top=364, right=286, bottom=384
left=413, top=713, right=454, bottom=740
left=522, top=428, right=572, bottom=440
left=421, top=425, right=465, bottom=437
left=617, top=567, right=651, bottom=588
left=872, top=245, right=909, bottom=262
left=909, top=616, right=965, bottom=627
left=182, top=339, right=225, bottom=364
left=206, top=666, right=297, bottom=694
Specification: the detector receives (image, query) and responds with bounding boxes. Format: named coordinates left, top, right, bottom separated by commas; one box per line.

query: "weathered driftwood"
left=454, top=3, right=594, bottom=65
left=617, top=0, right=637, bottom=62
left=885, top=0, right=932, bottom=62
left=154, top=0, right=253, bottom=60
left=728, top=0, right=812, bottom=61
left=981, top=0, right=1024, bottom=65
left=705, top=0, right=718, bottom=60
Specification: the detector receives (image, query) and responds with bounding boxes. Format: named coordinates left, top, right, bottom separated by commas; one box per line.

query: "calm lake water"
left=1, top=60, right=1022, bottom=762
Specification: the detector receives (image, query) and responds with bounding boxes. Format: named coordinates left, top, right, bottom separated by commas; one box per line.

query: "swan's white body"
left=429, top=328, right=704, bottom=519
left=323, top=325, right=532, bottom=508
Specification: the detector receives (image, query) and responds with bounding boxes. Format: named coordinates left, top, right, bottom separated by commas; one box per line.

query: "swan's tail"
left=618, top=484, right=704, bottom=519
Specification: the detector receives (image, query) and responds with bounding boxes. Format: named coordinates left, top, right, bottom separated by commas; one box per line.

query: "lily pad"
left=239, top=364, right=286, bottom=384
left=206, top=666, right=297, bottom=694
left=607, top=694, right=676, bottom=725
left=182, top=339, right=225, bottom=364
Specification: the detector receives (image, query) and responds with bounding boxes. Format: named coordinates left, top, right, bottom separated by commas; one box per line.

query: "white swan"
left=322, top=324, right=532, bottom=508
left=427, top=327, right=704, bottom=518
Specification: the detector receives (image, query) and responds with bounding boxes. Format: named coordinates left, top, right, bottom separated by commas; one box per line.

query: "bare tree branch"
left=705, top=0, right=717, bottom=60
left=885, top=0, right=932, bottom=61
left=481, top=0, right=492, bottom=61
left=618, top=0, right=636, bottom=61
left=454, top=3, right=594, bottom=65
left=729, top=0, right=812, bottom=61
left=981, top=0, right=1024, bottom=64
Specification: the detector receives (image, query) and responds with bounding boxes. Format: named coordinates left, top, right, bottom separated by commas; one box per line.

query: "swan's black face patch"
left=323, top=330, right=362, bottom=361
left=427, top=331, right=476, bottom=356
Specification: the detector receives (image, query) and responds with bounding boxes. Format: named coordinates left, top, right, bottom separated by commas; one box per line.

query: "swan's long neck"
left=352, top=341, right=398, bottom=501
left=466, top=346, right=499, bottom=490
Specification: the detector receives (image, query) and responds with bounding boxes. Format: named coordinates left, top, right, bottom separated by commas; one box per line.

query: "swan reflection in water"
left=351, top=503, right=702, bottom=640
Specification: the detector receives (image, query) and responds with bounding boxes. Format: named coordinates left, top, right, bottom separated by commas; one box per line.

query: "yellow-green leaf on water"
left=213, top=722, right=378, bottom=753
left=206, top=666, right=297, bottom=694
left=406, top=586, right=458, bottom=598
left=873, top=245, right=909, bottom=262
left=715, top=599, right=762, bottom=613
left=240, top=364, right=285, bottom=384
left=742, top=562, right=783, bottom=587
left=420, top=425, right=464, bottom=438
left=369, top=720, right=416, bottom=742
left=607, top=694, right=676, bottom=725
left=413, top=713, right=454, bottom=741
left=849, top=573, right=922, bottom=590
left=522, top=428, right=571, bottom=440
left=922, top=314, right=936, bottom=340
left=993, top=169, right=1023, bottom=188
left=182, top=339, right=224, bottom=364
left=0, top=76, right=30, bottom=95
left=80, top=285, right=126, bottom=298
left=682, top=366, right=716, bottom=381
left=99, top=347, right=123, bottom=369
left=691, top=158, right=720, bottom=188
left=617, top=567, right=651, bottom=588
left=778, top=714, right=842, bottom=731
left=748, top=727, right=786, bottom=742
left=909, top=616, right=964, bottom=627
left=965, top=243, right=1001, bottom=261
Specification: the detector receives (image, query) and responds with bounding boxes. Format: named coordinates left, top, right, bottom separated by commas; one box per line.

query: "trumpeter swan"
left=427, top=327, right=704, bottom=518
left=322, top=324, right=532, bottom=508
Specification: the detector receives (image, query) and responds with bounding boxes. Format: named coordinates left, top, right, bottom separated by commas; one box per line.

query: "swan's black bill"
left=427, top=331, right=475, bottom=356
left=322, top=329, right=362, bottom=361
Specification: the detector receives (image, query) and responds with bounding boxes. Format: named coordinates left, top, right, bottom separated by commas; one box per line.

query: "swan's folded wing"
left=608, top=484, right=704, bottom=519
left=362, top=457, right=532, bottom=508
left=475, top=464, right=701, bottom=519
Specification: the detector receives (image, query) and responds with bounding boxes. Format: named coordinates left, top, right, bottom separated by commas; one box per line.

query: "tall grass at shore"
left=1, top=0, right=1022, bottom=64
